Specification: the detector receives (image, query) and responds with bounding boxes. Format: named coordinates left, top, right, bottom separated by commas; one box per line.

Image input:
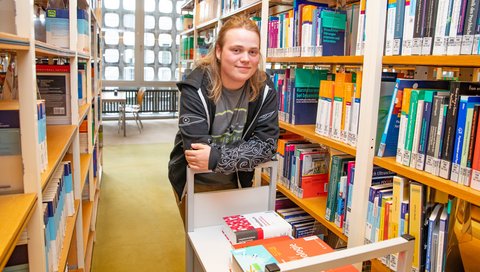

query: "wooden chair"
left=118, top=87, right=146, bottom=133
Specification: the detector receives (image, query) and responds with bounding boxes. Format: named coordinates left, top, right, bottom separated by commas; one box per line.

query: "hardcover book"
left=222, top=211, right=293, bottom=245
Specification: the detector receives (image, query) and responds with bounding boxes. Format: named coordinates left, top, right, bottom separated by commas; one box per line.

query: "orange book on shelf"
left=470, top=109, right=480, bottom=190
left=264, top=235, right=357, bottom=271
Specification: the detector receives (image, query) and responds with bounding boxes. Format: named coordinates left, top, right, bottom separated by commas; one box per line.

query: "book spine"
left=349, top=85, right=361, bottom=146
left=421, top=0, right=438, bottom=55
left=355, top=0, right=367, bottom=56
left=416, top=92, right=436, bottom=170
left=332, top=84, right=344, bottom=141
left=402, top=0, right=417, bottom=55
left=434, top=102, right=449, bottom=176
left=450, top=98, right=468, bottom=182
left=403, top=90, right=419, bottom=166
left=412, top=0, right=426, bottom=55
left=393, top=0, right=407, bottom=55
left=432, top=0, right=451, bottom=55
left=439, top=84, right=461, bottom=179
left=473, top=5, right=480, bottom=54
left=462, top=105, right=479, bottom=186
left=397, top=88, right=412, bottom=163
left=385, top=0, right=398, bottom=56
left=460, top=0, right=479, bottom=54
left=410, top=95, right=426, bottom=168
left=469, top=104, right=480, bottom=190
left=425, top=95, right=444, bottom=173
left=409, top=182, right=426, bottom=272
left=446, top=0, right=465, bottom=55
left=378, top=82, right=401, bottom=157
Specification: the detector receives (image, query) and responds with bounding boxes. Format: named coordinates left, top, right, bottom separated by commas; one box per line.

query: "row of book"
left=0, top=100, right=48, bottom=195
left=377, top=80, right=480, bottom=191
left=42, top=161, right=75, bottom=272
left=357, top=0, right=480, bottom=56
left=267, top=1, right=350, bottom=58
left=269, top=68, right=364, bottom=146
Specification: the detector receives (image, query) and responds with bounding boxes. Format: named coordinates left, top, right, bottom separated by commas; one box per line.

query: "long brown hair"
left=196, top=15, right=266, bottom=103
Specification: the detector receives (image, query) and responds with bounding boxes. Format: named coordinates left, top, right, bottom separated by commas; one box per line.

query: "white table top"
left=188, top=225, right=233, bottom=272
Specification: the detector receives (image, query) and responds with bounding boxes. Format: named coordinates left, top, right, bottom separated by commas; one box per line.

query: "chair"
left=118, top=87, right=146, bottom=133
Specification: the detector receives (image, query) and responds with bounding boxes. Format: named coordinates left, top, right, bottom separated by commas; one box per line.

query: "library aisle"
left=91, top=119, right=185, bottom=271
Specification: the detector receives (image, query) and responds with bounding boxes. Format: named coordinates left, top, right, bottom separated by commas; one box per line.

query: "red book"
left=470, top=109, right=480, bottom=190
left=264, top=235, right=357, bottom=271
left=36, top=64, right=70, bottom=73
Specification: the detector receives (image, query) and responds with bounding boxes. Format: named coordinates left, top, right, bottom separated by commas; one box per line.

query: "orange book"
left=264, top=235, right=357, bottom=271
left=470, top=109, right=480, bottom=190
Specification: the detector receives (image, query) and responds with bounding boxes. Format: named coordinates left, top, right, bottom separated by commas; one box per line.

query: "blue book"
left=451, top=95, right=480, bottom=182
left=320, top=10, right=346, bottom=56
left=426, top=204, right=443, bottom=272
left=291, top=69, right=328, bottom=125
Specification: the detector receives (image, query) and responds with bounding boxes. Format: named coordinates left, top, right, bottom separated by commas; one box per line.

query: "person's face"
left=216, top=28, right=260, bottom=90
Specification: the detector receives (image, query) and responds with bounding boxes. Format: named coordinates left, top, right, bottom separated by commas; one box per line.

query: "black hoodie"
left=168, top=67, right=279, bottom=199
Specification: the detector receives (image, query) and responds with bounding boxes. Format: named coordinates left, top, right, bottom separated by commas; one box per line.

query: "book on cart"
left=222, top=210, right=292, bottom=245
left=230, top=235, right=357, bottom=272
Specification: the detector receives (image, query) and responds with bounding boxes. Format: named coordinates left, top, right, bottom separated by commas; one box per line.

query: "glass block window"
left=103, top=0, right=182, bottom=82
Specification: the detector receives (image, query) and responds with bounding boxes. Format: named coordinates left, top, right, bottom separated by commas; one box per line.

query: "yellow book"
left=332, top=79, right=346, bottom=141
left=408, top=182, right=425, bottom=272
left=396, top=88, right=413, bottom=164
left=348, top=72, right=362, bottom=146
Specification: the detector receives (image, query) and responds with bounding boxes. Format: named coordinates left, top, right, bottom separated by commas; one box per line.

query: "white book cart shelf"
left=184, top=161, right=415, bottom=272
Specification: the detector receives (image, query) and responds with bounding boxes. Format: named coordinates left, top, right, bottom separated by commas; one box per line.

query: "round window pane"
left=124, top=49, right=135, bottom=64
left=158, top=0, right=173, bottom=13
left=123, top=67, right=134, bottom=80
left=104, top=30, right=119, bottom=45
left=104, top=0, right=120, bottom=9
left=123, top=31, right=135, bottom=46
left=104, top=49, right=119, bottom=63
left=144, top=67, right=155, bottom=81
left=104, top=13, right=119, bottom=27
left=145, top=0, right=155, bottom=12
left=145, top=15, right=155, bottom=29
left=123, top=0, right=135, bottom=11
left=158, top=17, right=172, bottom=30
left=158, top=51, right=172, bottom=65
left=144, top=33, right=155, bottom=47
left=158, top=34, right=172, bottom=46
left=105, top=66, right=119, bottom=80
left=144, top=50, right=155, bottom=64
left=123, top=14, right=135, bottom=29
left=158, top=67, right=171, bottom=81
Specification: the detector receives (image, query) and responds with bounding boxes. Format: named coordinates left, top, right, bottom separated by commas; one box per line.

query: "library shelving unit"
left=0, top=0, right=103, bottom=271
left=265, top=0, right=480, bottom=271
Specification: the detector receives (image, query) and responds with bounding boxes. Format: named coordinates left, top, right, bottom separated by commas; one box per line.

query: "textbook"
left=222, top=211, right=292, bottom=245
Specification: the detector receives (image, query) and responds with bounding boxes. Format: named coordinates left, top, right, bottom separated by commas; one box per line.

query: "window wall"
left=102, top=0, right=184, bottom=87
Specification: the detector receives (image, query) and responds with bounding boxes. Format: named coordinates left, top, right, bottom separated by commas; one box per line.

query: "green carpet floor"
left=91, top=143, right=185, bottom=271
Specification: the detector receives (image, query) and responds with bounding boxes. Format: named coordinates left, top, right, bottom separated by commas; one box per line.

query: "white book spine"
left=315, top=99, right=324, bottom=135
left=385, top=2, right=397, bottom=56
left=343, top=103, right=352, bottom=143
left=433, top=0, right=450, bottom=55
left=397, top=115, right=408, bottom=164
left=410, top=100, right=425, bottom=168
left=402, top=0, right=416, bottom=55
left=471, top=169, right=480, bottom=190
left=332, top=99, right=343, bottom=140
left=447, top=0, right=462, bottom=55
left=349, top=99, right=361, bottom=146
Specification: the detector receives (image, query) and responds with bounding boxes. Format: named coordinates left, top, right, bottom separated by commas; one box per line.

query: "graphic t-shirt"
left=196, top=85, right=249, bottom=187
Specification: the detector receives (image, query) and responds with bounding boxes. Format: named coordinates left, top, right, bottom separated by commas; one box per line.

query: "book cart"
left=185, top=161, right=415, bottom=271
left=0, top=0, right=103, bottom=271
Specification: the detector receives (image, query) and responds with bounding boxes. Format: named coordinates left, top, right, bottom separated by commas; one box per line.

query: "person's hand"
left=185, top=143, right=211, bottom=171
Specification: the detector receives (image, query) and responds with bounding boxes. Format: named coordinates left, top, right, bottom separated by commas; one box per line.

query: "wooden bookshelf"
left=371, top=259, right=391, bottom=272
left=80, top=154, right=92, bottom=193
left=78, top=103, right=90, bottom=125
left=58, top=200, right=80, bottom=272
left=221, top=1, right=262, bottom=20
left=196, top=18, right=218, bottom=32
left=267, top=56, right=364, bottom=64
left=82, top=200, right=93, bottom=255
left=35, top=41, right=76, bottom=57
left=263, top=174, right=347, bottom=241
left=382, top=55, right=480, bottom=67
left=373, top=157, right=480, bottom=206
left=41, top=125, right=77, bottom=190
left=0, top=32, right=29, bottom=51
left=84, top=230, right=95, bottom=272
left=279, top=121, right=357, bottom=156
left=0, top=193, right=37, bottom=270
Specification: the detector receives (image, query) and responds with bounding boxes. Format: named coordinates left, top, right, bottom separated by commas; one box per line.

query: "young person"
left=168, top=15, right=279, bottom=220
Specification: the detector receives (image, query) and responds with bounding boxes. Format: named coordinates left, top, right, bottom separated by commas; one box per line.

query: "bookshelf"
left=0, top=194, right=37, bottom=270
left=0, top=0, right=103, bottom=271
left=266, top=0, right=480, bottom=270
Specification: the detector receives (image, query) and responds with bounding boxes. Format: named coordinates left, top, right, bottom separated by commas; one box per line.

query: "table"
left=102, top=92, right=127, bottom=136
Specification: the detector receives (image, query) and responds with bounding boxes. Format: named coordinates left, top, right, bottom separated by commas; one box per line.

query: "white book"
left=355, top=0, right=367, bottom=56
left=397, top=112, right=409, bottom=164
left=349, top=93, right=361, bottom=146
left=343, top=100, right=353, bottom=143
left=332, top=95, right=343, bottom=140
left=446, top=0, right=463, bottom=55
left=401, top=0, right=417, bottom=56
left=385, top=0, right=397, bottom=56
left=432, top=0, right=451, bottom=55
left=410, top=99, right=425, bottom=168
